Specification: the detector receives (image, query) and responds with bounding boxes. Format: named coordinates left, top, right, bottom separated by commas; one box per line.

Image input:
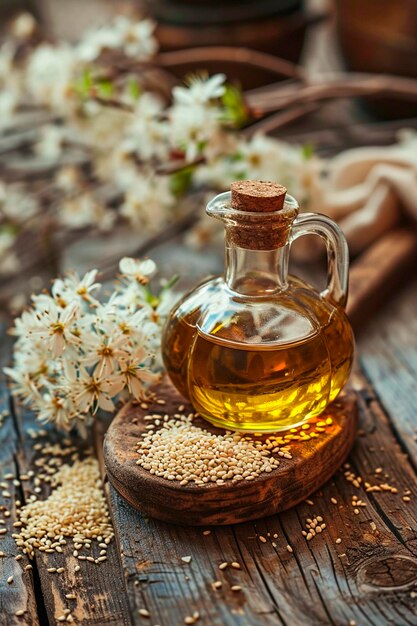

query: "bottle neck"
left=225, top=240, right=290, bottom=296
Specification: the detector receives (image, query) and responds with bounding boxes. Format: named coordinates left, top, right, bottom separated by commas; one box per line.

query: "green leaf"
left=221, top=84, right=249, bottom=128
left=127, top=78, right=141, bottom=102
left=72, top=68, right=94, bottom=99
left=170, top=166, right=195, bottom=197
left=302, top=142, right=315, bottom=160
left=96, top=79, right=114, bottom=99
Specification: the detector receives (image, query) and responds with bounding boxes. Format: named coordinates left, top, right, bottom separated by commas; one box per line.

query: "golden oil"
left=162, top=278, right=354, bottom=432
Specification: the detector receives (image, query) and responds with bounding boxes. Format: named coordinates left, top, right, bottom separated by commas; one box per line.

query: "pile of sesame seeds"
left=136, top=412, right=285, bottom=485
left=135, top=402, right=336, bottom=487
left=13, top=456, right=113, bottom=562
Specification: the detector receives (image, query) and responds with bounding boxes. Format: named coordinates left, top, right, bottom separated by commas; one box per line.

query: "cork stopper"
left=227, top=180, right=296, bottom=250
left=231, top=180, right=287, bottom=213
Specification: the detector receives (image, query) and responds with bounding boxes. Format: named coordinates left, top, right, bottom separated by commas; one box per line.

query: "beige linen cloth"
left=319, top=130, right=417, bottom=256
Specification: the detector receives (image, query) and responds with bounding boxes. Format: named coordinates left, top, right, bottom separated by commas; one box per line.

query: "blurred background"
left=0, top=0, right=416, bottom=316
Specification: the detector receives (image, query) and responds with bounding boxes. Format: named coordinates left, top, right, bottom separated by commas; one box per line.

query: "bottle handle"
left=290, top=213, right=349, bottom=308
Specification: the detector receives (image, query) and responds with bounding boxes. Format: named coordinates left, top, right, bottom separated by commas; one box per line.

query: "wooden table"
left=1, top=6, right=417, bottom=624
left=1, top=235, right=417, bottom=626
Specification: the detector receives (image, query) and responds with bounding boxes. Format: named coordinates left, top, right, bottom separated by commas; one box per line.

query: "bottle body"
left=162, top=275, right=354, bottom=432
left=162, top=183, right=354, bottom=433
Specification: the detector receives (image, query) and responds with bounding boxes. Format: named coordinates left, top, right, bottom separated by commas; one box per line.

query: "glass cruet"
left=162, top=180, right=354, bottom=433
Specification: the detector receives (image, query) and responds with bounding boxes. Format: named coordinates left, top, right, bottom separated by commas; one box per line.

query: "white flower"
left=119, top=346, right=158, bottom=401
left=36, top=393, right=75, bottom=430
left=26, top=43, right=77, bottom=110
left=76, top=17, right=157, bottom=62
left=123, top=93, right=169, bottom=162
left=0, top=183, right=39, bottom=222
left=27, top=300, right=79, bottom=358
left=52, top=270, right=101, bottom=307
left=35, top=124, right=66, bottom=159
left=3, top=366, right=41, bottom=405
left=69, top=365, right=117, bottom=414
left=119, top=257, right=157, bottom=284
left=120, top=175, right=175, bottom=230
left=6, top=257, right=170, bottom=431
left=10, top=13, right=37, bottom=39
left=82, top=325, right=130, bottom=377
left=173, top=74, right=226, bottom=107
left=169, top=103, right=222, bottom=162
left=59, top=192, right=115, bottom=232
left=0, top=90, right=18, bottom=129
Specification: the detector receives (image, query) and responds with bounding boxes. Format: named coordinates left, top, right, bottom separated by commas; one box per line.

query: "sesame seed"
left=212, top=581, right=222, bottom=589
left=219, top=562, right=228, bottom=570
left=181, top=556, right=192, bottom=563
left=135, top=413, right=280, bottom=485
left=15, top=610, right=25, bottom=616
left=336, top=538, right=342, bottom=544
left=7, top=575, right=13, bottom=584
left=202, top=530, right=211, bottom=536
left=258, top=536, right=267, bottom=543
left=286, top=545, right=293, bottom=553
left=231, top=585, right=242, bottom=592
left=231, top=562, right=241, bottom=569
left=139, top=608, right=150, bottom=617
left=12, top=455, right=113, bottom=563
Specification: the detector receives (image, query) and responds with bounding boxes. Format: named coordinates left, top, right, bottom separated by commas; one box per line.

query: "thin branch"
left=246, top=72, right=417, bottom=113
left=157, top=47, right=305, bottom=82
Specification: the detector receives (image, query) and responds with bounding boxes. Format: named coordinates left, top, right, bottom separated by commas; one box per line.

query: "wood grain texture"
left=104, top=378, right=358, bottom=525
left=102, top=366, right=417, bottom=626
left=0, top=323, right=39, bottom=626
left=347, top=228, right=417, bottom=331
left=9, top=401, right=133, bottom=626
left=359, top=278, right=417, bottom=470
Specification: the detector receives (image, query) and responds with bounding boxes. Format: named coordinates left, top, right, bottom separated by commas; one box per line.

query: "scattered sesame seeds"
left=231, top=585, right=242, bottom=592
left=7, top=575, right=13, bottom=584
left=212, top=580, right=222, bottom=589
left=202, top=530, right=211, bottom=536
left=303, top=516, right=327, bottom=541
left=231, top=562, right=241, bottom=569
left=219, top=562, right=228, bottom=570
left=258, top=536, right=267, bottom=544
left=181, top=556, right=192, bottom=564
left=286, top=545, right=293, bottom=553
left=330, top=497, right=338, bottom=505
left=15, top=609, right=25, bottom=617
left=139, top=608, right=150, bottom=618
left=335, top=538, right=342, bottom=544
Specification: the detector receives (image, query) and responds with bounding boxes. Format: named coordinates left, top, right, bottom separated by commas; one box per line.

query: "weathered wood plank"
left=9, top=400, right=133, bottom=626
left=347, top=228, right=417, bottom=331
left=0, top=322, right=40, bottom=626
left=104, top=364, right=417, bottom=626
left=358, top=279, right=417, bottom=471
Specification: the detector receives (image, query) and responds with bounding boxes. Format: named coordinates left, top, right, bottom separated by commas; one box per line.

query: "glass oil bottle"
left=162, top=180, right=354, bottom=432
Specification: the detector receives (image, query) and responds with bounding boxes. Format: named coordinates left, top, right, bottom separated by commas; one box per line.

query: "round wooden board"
left=104, top=378, right=358, bottom=526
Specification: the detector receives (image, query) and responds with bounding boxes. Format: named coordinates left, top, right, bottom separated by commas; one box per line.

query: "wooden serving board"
left=104, top=378, right=358, bottom=526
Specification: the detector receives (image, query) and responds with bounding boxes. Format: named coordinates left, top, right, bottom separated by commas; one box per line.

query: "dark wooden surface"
left=104, top=380, right=358, bottom=526
left=1, top=245, right=417, bottom=626
left=1, top=4, right=417, bottom=621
